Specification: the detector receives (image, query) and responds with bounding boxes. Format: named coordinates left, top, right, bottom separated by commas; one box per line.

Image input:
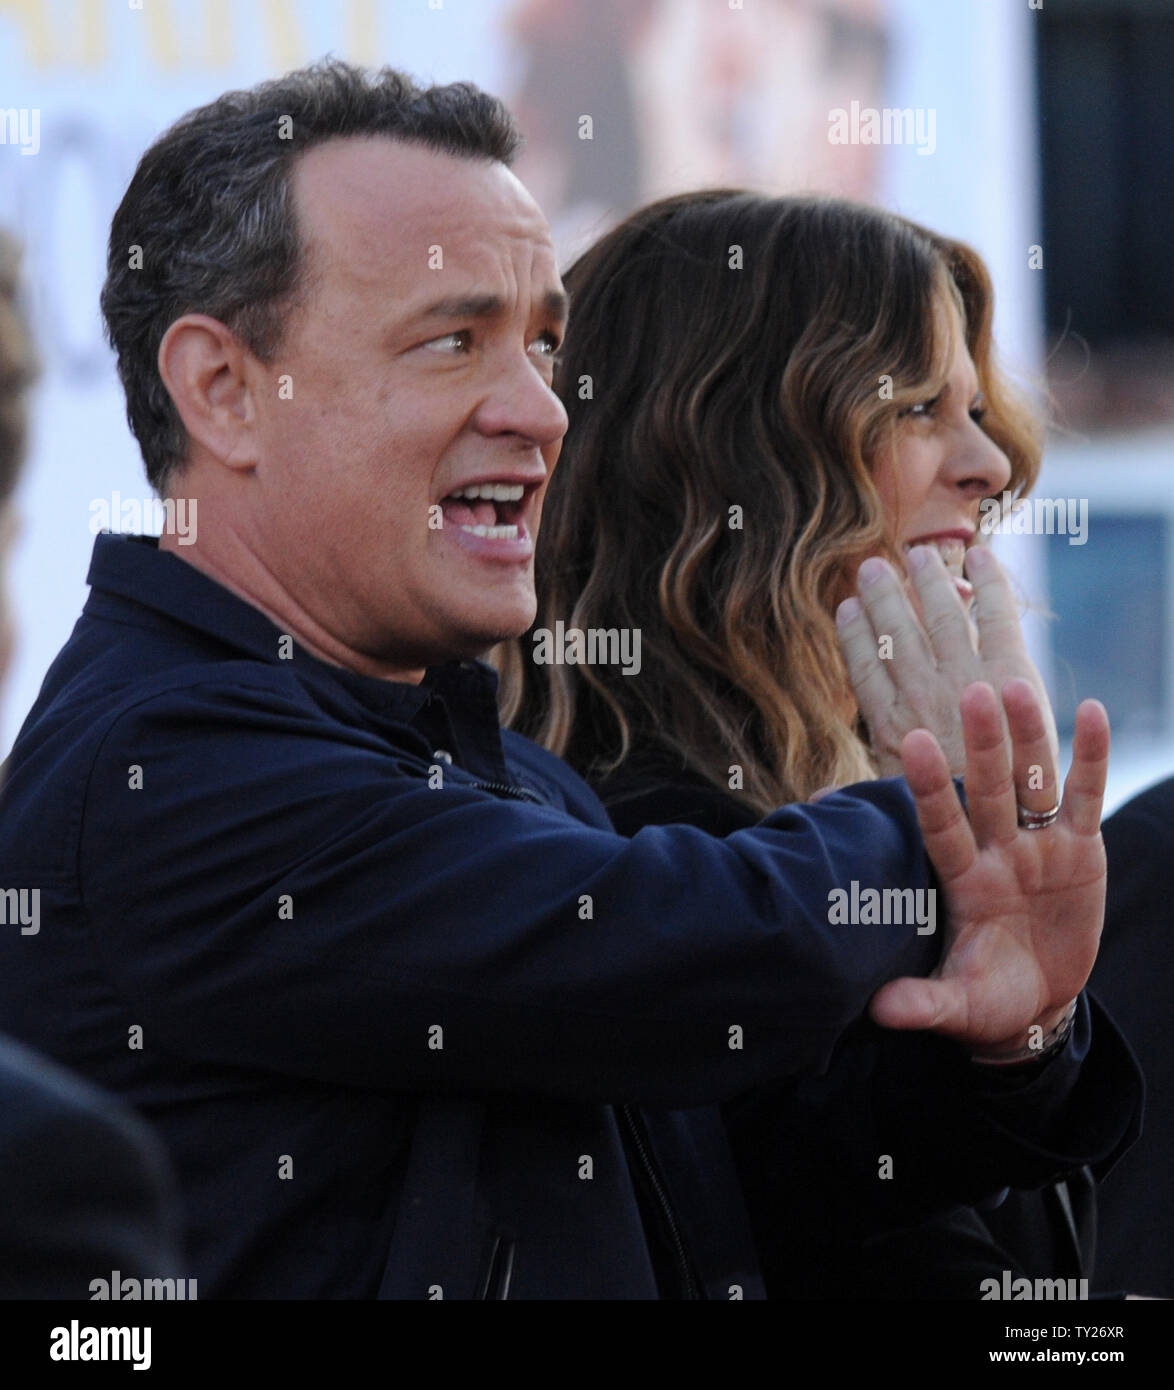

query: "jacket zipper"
left=430, top=752, right=545, bottom=806
left=619, top=1103, right=701, bottom=1300
left=470, top=779, right=544, bottom=803
left=476, top=1233, right=516, bottom=1300
left=453, top=760, right=694, bottom=1295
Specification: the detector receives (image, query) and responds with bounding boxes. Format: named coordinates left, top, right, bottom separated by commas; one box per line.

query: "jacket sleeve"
left=723, top=995, right=1142, bottom=1240
left=76, top=678, right=943, bottom=1108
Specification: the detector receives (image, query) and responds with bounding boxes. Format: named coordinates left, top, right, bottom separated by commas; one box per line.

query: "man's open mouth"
left=439, top=482, right=529, bottom=540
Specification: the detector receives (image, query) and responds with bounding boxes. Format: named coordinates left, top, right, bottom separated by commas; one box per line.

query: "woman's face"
left=869, top=293, right=1012, bottom=607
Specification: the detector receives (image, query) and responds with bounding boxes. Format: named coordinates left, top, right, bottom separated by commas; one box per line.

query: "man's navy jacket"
left=0, top=535, right=1141, bottom=1298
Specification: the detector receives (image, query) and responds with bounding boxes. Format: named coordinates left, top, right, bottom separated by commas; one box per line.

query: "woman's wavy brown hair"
left=497, top=192, right=1044, bottom=815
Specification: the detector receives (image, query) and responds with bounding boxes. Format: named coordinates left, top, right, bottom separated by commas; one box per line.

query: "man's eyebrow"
left=420, top=294, right=505, bottom=321
left=417, top=289, right=570, bottom=322
left=544, top=289, right=570, bottom=321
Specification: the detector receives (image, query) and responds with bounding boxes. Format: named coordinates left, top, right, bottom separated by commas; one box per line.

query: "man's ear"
left=157, top=314, right=263, bottom=472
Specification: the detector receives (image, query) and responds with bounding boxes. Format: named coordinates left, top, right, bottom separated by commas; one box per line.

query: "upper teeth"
left=452, top=483, right=524, bottom=502
left=904, top=538, right=968, bottom=577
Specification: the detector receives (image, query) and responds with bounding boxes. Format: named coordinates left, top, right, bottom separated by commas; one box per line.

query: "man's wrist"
left=968, top=998, right=1080, bottom=1068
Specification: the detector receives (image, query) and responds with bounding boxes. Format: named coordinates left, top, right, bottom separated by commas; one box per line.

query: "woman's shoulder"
left=593, top=760, right=759, bottom=837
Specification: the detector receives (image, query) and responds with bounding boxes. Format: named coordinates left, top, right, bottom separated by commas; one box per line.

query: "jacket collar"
left=83, top=532, right=504, bottom=730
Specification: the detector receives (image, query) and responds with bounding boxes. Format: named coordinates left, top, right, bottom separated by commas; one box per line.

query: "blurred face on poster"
left=510, top=0, right=888, bottom=256
left=631, top=0, right=887, bottom=199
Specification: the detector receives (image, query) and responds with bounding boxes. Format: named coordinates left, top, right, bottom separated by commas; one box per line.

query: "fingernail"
left=858, top=557, right=888, bottom=587
left=906, top=545, right=931, bottom=571
left=837, top=597, right=862, bottom=624
left=966, top=545, right=992, bottom=571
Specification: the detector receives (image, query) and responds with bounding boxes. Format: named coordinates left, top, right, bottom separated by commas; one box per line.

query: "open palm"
left=839, top=545, right=1059, bottom=781
left=870, top=679, right=1109, bottom=1054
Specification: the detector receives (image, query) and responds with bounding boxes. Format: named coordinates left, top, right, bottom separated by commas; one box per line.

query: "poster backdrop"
left=2, top=0, right=1164, bottom=805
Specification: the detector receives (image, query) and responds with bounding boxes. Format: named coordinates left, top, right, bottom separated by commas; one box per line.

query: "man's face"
left=246, top=138, right=568, bottom=677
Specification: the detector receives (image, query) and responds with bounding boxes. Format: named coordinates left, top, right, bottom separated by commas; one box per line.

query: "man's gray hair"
left=100, top=59, right=521, bottom=495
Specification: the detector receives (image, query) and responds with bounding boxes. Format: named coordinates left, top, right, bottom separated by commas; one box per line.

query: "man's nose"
left=476, top=354, right=568, bottom=448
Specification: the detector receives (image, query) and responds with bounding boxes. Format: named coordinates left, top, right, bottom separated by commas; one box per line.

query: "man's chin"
left=461, top=623, right=534, bottom=659
left=449, top=609, right=537, bottom=660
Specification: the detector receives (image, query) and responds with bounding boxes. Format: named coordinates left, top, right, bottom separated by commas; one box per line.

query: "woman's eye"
left=422, top=331, right=471, bottom=354
left=899, top=394, right=941, bottom=420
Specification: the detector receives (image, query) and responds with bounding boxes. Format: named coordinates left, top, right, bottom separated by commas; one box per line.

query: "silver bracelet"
left=970, top=999, right=1079, bottom=1067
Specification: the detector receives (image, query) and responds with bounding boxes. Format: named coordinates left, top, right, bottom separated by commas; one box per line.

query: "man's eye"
left=529, top=333, right=562, bottom=361
left=422, top=331, right=471, bottom=354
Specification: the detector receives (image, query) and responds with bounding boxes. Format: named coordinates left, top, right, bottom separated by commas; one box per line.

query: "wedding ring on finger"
left=1017, top=801, right=1061, bottom=830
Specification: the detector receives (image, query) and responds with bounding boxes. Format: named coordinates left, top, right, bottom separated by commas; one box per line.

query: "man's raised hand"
left=869, top=677, right=1109, bottom=1057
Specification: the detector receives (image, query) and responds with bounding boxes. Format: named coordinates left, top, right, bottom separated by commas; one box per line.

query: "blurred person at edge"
left=0, top=230, right=181, bottom=1300
left=0, top=61, right=1139, bottom=1298
left=497, top=190, right=1145, bottom=1298
left=1093, top=787, right=1174, bottom=1296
